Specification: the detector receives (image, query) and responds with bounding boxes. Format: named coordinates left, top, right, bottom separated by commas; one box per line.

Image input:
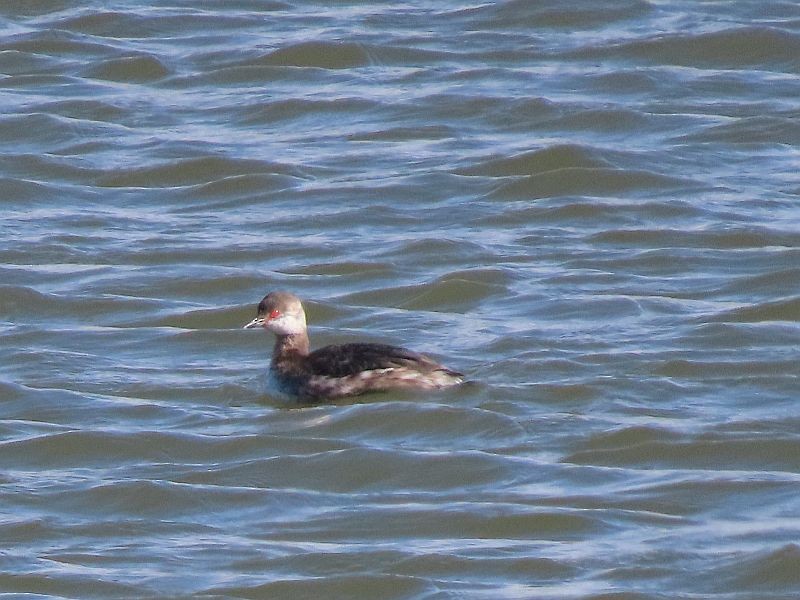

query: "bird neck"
left=273, top=332, right=310, bottom=359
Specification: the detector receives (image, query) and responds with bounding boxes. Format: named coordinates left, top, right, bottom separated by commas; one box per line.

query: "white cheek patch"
left=269, top=316, right=292, bottom=335
left=268, top=313, right=306, bottom=336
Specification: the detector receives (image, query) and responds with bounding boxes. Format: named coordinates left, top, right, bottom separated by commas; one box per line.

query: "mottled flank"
left=245, top=291, right=463, bottom=401
left=304, top=366, right=463, bottom=399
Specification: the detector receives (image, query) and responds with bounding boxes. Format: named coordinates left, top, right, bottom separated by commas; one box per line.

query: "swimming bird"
left=243, top=291, right=463, bottom=401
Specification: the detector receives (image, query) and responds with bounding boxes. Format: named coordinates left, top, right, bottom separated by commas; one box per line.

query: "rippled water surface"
left=2, top=1, right=800, bottom=598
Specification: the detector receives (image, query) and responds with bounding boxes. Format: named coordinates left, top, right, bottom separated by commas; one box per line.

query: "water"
left=2, top=1, right=799, bottom=598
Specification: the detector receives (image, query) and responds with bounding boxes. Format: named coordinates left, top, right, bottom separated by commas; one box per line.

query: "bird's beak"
left=243, top=316, right=265, bottom=329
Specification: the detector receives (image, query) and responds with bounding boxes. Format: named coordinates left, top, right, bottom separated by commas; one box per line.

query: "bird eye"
left=269, top=309, right=281, bottom=319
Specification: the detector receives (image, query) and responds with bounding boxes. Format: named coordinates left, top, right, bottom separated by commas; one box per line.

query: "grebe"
left=243, top=291, right=463, bottom=401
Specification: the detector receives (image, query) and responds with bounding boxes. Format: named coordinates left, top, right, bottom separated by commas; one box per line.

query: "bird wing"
left=305, top=343, right=441, bottom=378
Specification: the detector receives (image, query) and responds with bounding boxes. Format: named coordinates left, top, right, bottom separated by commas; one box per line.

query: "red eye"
left=268, top=309, right=281, bottom=319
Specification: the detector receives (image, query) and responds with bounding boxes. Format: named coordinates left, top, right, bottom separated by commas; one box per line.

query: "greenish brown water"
left=2, top=1, right=800, bottom=598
